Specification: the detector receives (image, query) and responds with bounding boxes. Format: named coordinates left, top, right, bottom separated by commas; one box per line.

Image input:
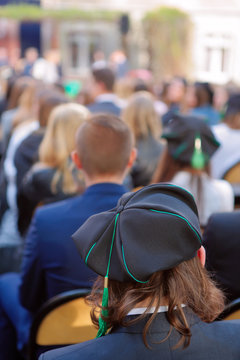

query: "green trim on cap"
left=173, top=141, right=188, bottom=159
left=149, top=209, right=202, bottom=244
left=85, top=242, right=97, bottom=265
left=121, top=245, right=149, bottom=284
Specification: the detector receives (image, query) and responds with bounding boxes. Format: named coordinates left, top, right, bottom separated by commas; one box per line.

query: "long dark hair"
left=87, top=256, right=225, bottom=349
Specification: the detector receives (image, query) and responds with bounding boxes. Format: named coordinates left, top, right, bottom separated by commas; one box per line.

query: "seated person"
left=40, top=184, right=240, bottom=360
left=17, top=103, right=89, bottom=236
left=0, top=113, right=136, bottom=360
left=211, top=93, right=240, bottom=179
left=152, top=114, right=234, bottom=227
left=203, top=210, right=240, bottom=303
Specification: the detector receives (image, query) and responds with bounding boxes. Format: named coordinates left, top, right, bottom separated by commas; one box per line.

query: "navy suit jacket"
left=203, top=211, right=240, bottom=302
left=87, top=101, right=121, bottom=116
left=39, top=309, right=240, bottom=360
left=19, top=183, right=126, bottom=312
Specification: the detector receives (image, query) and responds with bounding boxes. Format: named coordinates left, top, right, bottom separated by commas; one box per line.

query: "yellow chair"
left=223, top=162, right=240, bottom=207
left=28, top=289, right=97, bottom=360
left=218, top=298, right=240, bottom=321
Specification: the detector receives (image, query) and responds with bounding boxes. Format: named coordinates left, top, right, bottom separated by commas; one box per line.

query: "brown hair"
left=38, top=90, right=68, bottom=127
left=88, top=256, right=225, bottom=349
left=151, top=149, right=211, bottom=222
left=92, top=68, right=115, bottom=92
left=76, top=113, right=133, bottom=177
left=7, top=76, right=35, bottom=110
left=122, top=91, right=161, bottom=140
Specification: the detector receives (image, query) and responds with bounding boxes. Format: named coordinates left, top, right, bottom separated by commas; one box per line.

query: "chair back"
left=218, top=298, right=240, bottom=321
left=28, top=289, right=97, bottom=360
left=223, top=162, right=240, bottom=198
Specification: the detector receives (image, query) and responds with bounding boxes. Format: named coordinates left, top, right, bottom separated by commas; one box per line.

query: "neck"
left=84, top=174, right=124, bottom=188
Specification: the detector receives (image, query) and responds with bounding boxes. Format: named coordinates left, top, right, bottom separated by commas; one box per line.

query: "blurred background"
left=0, top=0, right=239, bottom=85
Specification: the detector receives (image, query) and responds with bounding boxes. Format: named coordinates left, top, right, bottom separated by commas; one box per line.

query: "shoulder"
left=34, top=194, right=82, bottom=221
left=39, top=335, right=125, bottom=360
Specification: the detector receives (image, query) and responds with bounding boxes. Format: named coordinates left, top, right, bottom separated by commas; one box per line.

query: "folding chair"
left=223, top=162, right=240, bottom=206
left=218, top=298, right=240, bottom=321
left=28, top=289, right=97, bottom=360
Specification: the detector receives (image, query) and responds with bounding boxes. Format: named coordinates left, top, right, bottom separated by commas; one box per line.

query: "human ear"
left=197, top=246, right=206, bottom=267
left=71, top=150, right=82, bottom=169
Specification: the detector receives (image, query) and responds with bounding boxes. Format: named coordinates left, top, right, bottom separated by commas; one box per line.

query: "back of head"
left=92, top=67, right=115, bottom=92
left=39, top=103, right=89, bottom=166
left=194, top=82, right=214, bottom=107
left=122, top=91, right=160, bottom=140
left=38, top=89, right=68, bottom=127
left=76, top=113, right=133, bottom=177
left=73, top=184, right=225, bottom=348
left=7, top=76, right=36, bottom=110
left=225, top=93, right=240, bottom=129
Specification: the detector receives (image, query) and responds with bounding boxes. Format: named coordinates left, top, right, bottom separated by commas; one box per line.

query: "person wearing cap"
left=152, top=114, right=234, bottom=227
left=0, top=113, right=136, bottom=360
left=39, top=184, right=240, bottom=360
left=211, top=93, right=240, bottom=180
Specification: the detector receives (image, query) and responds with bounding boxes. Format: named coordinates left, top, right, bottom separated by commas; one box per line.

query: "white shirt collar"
left=127, top=304, right=186, bottom=316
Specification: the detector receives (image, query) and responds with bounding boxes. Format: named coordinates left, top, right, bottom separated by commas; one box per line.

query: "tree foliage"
left=144, top=6, right=192, bottom=79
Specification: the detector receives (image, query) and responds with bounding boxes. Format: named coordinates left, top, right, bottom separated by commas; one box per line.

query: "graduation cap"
left=162, top=114, right=220, bottom=169
left=72, top=184, right=202, bottom=337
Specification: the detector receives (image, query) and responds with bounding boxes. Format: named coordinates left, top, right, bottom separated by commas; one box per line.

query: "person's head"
left=224, top=93, right=240, bottom=129
left=37, top=89, right=68, bottom=127
left=73, top=184, right=225, bottom=348
left=72, top=113, right=136, bottom=185
left=193, top=82, right=214, bottom=107
left=152, top=113, right=220, bottom=183
left=122, top=91, right=161, bottom=140
left=166, top=77, right=187, bottom=105
left=7, top=76, right=36, bottom=110
left=90, top=67, right=115, bottom=98
left=39, top=103, right=90, bottom=193
left=24, top=47, right=38, bottom=63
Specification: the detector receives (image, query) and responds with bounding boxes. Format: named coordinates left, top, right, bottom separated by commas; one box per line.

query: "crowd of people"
left=0, top=47, right=239, bottom=360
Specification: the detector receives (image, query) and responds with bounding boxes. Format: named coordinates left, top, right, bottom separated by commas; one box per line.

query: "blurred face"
left=167, top=79, right=185, bottom=104
left=185, top=85, right=197, bottom=109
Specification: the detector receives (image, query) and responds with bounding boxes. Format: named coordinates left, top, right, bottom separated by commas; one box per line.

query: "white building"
left=42, top=0, right=240, bottom=84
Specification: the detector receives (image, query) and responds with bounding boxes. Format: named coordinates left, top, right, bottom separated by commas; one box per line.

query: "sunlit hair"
left=38, top=103, right=90, bottom=193
left=122, top=91, right=161, bottom=140
left=12, top=80, right=40, bottom=128
left=88, top=256, right=225, bottom=349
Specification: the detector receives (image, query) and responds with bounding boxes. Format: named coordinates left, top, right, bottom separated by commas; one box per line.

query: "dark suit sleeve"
left=19, top=210, right=46, bottom=312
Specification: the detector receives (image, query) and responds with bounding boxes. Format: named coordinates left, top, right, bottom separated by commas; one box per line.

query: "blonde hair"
left=38, top=103, right=90, bottom=193
left=122, top=91, right=161, bottom=140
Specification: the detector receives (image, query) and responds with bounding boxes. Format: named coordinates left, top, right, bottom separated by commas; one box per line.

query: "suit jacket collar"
left=110, top=307, right=201, bottom=335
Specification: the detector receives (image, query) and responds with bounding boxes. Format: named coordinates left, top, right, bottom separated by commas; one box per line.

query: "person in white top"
left=211, top=93, right=240, bottom=179
left=152, top=113, right=234, bottom=227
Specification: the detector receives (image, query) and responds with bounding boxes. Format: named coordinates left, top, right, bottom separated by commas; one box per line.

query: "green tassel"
left=191, top=134, right=205, bottom=170
left=97, top=277, right=109, bottom=337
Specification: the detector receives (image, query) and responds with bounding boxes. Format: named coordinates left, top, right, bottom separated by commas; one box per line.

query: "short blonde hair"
left=39, top=103, right=90, bottom=193
left=122, top=91, right=161, bottom=140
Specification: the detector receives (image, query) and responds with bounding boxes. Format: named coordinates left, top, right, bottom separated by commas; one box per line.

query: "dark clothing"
left=17, top=166, right=71, bottom=236
left=0, top=183, right=126, bottom=358
left=87, top=101, right=121, bottom=116
left=131, top=136, right=165, bottom=187
left=203, top=211, right=240, bottom=302
left=14, top=128, right=44, bottom=191
left=39, top=308, right=240, bottom=360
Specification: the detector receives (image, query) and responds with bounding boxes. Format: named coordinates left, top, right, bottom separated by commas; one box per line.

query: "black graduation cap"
left=162, top=114, right=220, bottom=169
left=73, top=183, right=201, bottom=284
left=72, top=184, right=202, bottom=337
